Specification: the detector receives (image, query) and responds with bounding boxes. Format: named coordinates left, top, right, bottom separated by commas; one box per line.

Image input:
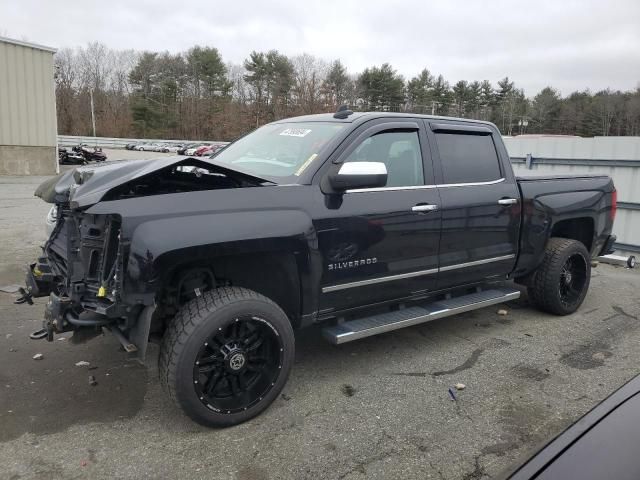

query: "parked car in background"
left=125, top=142, right=138, bottom=150
left=150, top=143, right=169, bottom=152
left=185, top=144, right=208, bottom=155
left=505, top=373, right=640, bottom=479
left=207, top=144, right=228, bottom=157
left=197, top=143, right=227, bottom=156
left=161, top=144, right=184, bottom=153
left=194, top=144, right=214, bottom=156
left=135, top=142, right=160, bottom=151
left=177, top=144, right=199, bottom=155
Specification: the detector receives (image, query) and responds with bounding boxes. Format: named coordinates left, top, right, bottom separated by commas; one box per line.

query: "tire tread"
left=528, top=237, right=590, bottom=315
left=158, top=286, right=281, bottom=410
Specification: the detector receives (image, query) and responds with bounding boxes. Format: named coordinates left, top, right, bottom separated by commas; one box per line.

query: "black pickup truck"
left=23, top=109, right=617, bottom=427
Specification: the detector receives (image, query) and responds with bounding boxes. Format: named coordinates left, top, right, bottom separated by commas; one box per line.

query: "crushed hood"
left=35, top=156, right=271, bottom=207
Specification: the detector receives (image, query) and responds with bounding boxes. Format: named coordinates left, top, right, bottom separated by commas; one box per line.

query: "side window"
left=344, top=130, right=424, bottom=187
left=434, top=132, right=502, bottom=184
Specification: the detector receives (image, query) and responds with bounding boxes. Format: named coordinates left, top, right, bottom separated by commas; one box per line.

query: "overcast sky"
left=2, top=0, right=639, bottom=96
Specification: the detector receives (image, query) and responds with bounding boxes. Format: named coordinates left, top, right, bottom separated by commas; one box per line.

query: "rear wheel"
left=159, top=287, right=294, bottom=427
left=528, top=237, right=591, bottom=315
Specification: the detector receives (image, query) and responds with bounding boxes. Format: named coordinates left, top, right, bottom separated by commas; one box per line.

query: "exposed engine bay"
left=102, top=161, right=267, bottom=201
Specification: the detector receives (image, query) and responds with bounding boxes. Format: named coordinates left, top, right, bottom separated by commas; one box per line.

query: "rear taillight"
left=611, top=189, right=617, bottom=221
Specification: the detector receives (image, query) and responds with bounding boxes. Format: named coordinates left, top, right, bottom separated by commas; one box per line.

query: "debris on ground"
left=0, top=284, right=22, bottom=294
left=33, top=353, right=44, bottom=360
left=455, top=383, right=466, bottom=390
left=88, top=375, right=98, bottom=386
left=341, top=384, right=356, bottom=397
left=6, top=333, right=12, bottom=339
left=448, top=387, right=457, bottom=401
left=57, top=337, right=67, bottom=341
left=9, top=348, right=17, bottom=352
left=75, top=361, right=91, bottom=367
left=497, top=309, right=508, bottom=316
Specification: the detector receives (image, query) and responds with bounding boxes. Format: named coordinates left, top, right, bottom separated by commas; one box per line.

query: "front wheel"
left=528, top=237, right=591, bottom=315
left=159, top=287, right=295, bottom=427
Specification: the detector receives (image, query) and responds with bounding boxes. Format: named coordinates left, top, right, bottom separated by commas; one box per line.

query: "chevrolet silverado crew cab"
left=22, top=108, right=617, bottom=427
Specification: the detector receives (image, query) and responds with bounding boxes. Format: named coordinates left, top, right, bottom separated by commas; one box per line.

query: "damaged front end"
left=27, top=204, right=132, bottom=344
left=22, top=156, right=271, bottom=354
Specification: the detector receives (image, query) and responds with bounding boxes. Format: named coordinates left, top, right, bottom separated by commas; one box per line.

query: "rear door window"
left=434, top=132, right=502, bottom=184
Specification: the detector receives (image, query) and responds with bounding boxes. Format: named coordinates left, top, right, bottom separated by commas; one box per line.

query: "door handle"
left=412, top=204, right=438, bottom=213
left=498, top=198, right=518, bottom=206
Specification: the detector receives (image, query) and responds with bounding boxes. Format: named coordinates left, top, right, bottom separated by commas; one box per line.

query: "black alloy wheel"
left=527, top=237, right=592, bottom=315
left=558, top=254, right=588, bottom=308
left=159, top=287, right=295, bottom=427
left=193, top=315, right=283, bottom=414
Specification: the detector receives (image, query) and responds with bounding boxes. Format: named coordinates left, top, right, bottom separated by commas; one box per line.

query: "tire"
left=527, top=237, right=591, bottom=315
left=159, top=287, right=295, bottom=427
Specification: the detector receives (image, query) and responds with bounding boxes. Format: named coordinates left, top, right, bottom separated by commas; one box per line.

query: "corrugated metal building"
left=0, top=36, right=57, bottom=175
left=504, top=135, right=640, bottom=255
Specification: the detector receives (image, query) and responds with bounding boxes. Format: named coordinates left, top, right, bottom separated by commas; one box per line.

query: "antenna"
left=333, top=104, right=354, bottom=119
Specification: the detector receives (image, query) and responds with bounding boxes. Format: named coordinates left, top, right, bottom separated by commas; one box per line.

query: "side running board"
left=322, top=287, right=520, bottom=345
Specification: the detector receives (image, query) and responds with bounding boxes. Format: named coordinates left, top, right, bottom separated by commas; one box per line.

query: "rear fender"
left=514, top=188, right=612, bottom=277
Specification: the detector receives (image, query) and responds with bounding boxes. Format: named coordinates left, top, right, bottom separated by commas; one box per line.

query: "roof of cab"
left=272, top=111, right=497, bottom=128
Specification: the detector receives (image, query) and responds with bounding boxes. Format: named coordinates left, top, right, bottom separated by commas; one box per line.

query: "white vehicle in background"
left=185, top=144, right=206, bottom=156
left=160, top=144, right=184, bottom=153
left=135, top=142, right=160, bottom=151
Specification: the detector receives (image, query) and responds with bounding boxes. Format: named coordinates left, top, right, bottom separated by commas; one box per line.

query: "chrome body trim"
left=411, top=204, right=438, bottom=212
left=345, top=178, right=505, bottom=193
left=438, top=254, right=516, bottom=272
left=338, top=162, right=387, bottom=175
left=322, top=267, right=438, bottom=293
left=322, top=254, right=516, bottom=293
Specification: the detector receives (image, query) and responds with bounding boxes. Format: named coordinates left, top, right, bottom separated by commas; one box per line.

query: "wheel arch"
left=550, top=217, right=595, bottom=252
left=168, top=251, right=302, bottom=326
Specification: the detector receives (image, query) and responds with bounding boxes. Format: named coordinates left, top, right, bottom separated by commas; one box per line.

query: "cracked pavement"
left=1, top=173, right=639, bottom=479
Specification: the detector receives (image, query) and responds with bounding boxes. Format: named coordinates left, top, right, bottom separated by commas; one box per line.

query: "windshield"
left=211, top=122, right=346, bottom=180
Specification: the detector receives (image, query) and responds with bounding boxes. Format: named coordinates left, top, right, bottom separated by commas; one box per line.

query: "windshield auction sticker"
left=279, top=128, right=312, bottom=137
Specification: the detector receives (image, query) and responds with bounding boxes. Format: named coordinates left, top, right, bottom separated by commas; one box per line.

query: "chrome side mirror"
left=329, top=162, right=388, bottom=191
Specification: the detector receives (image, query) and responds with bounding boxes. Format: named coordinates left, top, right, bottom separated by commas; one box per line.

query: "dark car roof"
left=272, top=111, right=497, bottom=128
left=505, top=373, right=640, bottom=479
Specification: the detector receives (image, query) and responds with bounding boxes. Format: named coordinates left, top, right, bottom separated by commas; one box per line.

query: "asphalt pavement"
left=1, top=169, right=639, bottom=480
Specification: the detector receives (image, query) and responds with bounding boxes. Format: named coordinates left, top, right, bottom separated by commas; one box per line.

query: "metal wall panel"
left=506, top=136, right=640, bottom=254
left=0, top=38, right=57, bottom=147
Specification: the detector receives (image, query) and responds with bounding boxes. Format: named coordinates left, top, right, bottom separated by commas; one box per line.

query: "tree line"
left=54, top=42, right=640, bottom=141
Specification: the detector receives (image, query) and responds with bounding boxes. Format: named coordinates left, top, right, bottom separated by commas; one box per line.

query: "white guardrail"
left=57, top=135, right=227, bottom=149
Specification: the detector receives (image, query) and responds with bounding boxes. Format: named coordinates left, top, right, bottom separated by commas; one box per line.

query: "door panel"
left=315, top=121, right=441, bottom=313
left=436, top=181, right=521, bottom=289
left=426, top=121, right=521, bottom=289
left=316, top=188, right=441, bottom=312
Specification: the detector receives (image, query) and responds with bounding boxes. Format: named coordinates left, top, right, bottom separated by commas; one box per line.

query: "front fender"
left=122, top=210, right=318, bottom=304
